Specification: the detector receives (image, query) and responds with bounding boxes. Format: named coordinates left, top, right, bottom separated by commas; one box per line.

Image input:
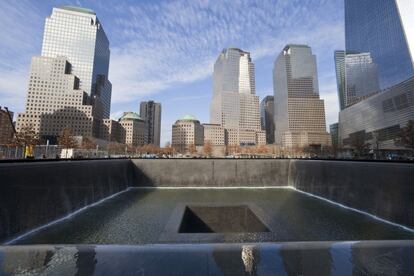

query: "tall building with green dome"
left=118, top=112, right=145, bottom=146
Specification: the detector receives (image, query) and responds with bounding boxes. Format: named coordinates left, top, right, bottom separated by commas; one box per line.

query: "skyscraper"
left=273, top=45, right=330, bottom=148
left=345, top=0, right=414, bottom=90
left=344, top=52, right=380, bottom=106
left=335, top=50, right=381, bottom=109
left=140, top=101, right=161, bottom=146
left=329, top=123, right=339, bottom=147
left=338, top=0, right=414, bottom=150
left=210, top=48, right=264, bottom=146
left=334, top=50, right=346, bottom=110
left=16, top=6, right=112, bottom=141
left=42, top=6, right=112, bottom=118
left=260, top=96, right=275, bottom=144
left=17, top=56, right=97, bottom=140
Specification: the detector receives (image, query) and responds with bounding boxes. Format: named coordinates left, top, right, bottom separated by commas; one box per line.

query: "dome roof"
left=119, top=112, right=142, bottom=121
left=178, top=114, right=198, bottom=121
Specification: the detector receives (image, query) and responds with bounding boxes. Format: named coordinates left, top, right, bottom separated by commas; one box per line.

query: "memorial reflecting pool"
left=13, top=188, right=414, bottom=245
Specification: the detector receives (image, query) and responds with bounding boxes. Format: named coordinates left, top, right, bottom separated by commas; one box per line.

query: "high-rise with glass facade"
left=210, top=48, right=265, bottom=146
left=344, top=52, right=380, bottom=106
left=334, top=50, right=346, bottom=110
left=335, top=50, right=381, bottom=109
left=42, top=6, right=112, bottom=118
left=16, top=6, right=112, bottom=142
left=339, top=0, right=414, bottom=151
left=345, top=0, right=414, bottom=90
left=273, top=45, right=330, bottom=148
left=329, top=123, right=339, bottom=147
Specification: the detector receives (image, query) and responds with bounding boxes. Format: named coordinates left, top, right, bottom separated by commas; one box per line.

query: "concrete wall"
left=130, top=159, right=291, bottom=187
left=290, top=160, right=414, bottom=228
left=0, top=159, right=134, bottom=243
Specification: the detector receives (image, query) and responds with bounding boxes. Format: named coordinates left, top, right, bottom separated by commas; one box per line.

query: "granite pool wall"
left=1, top=158, right=413, bottom=242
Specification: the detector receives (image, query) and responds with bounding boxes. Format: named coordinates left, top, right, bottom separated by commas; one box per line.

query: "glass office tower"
left=42, top=6, right=112, bottom=118
left=339, top=0, right=414, bottom=151
left=345, top=0, right=414, bottom=90
left=344, top=52, right=380, bottom=106
left=210, top=48, right=265, bottom=146
left=273, top=45, right=330, bottom=147
left=334, top=50, right=346, bottom=110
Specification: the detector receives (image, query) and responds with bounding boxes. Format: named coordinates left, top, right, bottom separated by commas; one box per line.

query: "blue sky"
left=0, top=0, right=344, bottom=146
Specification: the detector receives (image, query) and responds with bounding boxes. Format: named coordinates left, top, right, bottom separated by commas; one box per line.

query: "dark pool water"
left=14, top=188, right=414, bottom=244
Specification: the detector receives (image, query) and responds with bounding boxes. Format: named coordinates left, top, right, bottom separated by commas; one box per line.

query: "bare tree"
left=14, top=124, right=39, bottom=147
left=108, top=143, right=124, bottom=155
left=140, top=144, right=149, bottom=154
left=124, top=144, right=134, bottom=156
left=257, top=145, right=268, bottom=154
left=162, top=145, right=174, bottom=156
left=188, top=144, right=197, bottom=155
left=149, top=144, right=160, bottom=154
left=58, top=127, right=78, bottom=149
left=395, top=120, right=414, bottom=150
left=303, top=144, right=322, bottom=158
left=203, top=141, right=213, bottom=157
left=234, top=145, right=241, bottom=155
left=371, top=131, right=382, bottom=159
left=13, top=124, right=39, bottom=158
left=82, top=137, right=96, bottom=150
left=226, top=145, right=240, bottom=156
left=331, top=143, right=340, bottom=159
left=350, top=132, right=370, bottom=157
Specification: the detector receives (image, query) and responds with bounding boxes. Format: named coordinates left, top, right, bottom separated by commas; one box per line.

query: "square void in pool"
left=178, top=205, right=270, bottom=233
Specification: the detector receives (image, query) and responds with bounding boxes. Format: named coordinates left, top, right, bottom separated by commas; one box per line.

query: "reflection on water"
left=212, top=246, right=245, bottom=275
left=0, top=246, right=96, bottom=275
left=279, top=242, right=332, bottom=275
left=241, top=245, right=259, bottom=275
left=211, top=245, right=261, bottom=275
left=257, top=244, right=287, bottom=276
left=75, top=246, right=97, bottom=276
left=331, top=242, right=354, bottom=275
left=1, top=241, right=413, bottom=275
left=352, top=241, right=414, bottom=275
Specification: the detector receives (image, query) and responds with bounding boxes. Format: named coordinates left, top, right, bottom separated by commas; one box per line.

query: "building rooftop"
left=60, top=6, right=96, bottom=15
left=178, top=114, right=198, bottom=121
left=284, top=44, right=310, bottom=49
left=119, top=112, right=143, bottom=121
left=202, top=123, right=222, bottom=126
left=283, top=44, right=311, bottom=53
